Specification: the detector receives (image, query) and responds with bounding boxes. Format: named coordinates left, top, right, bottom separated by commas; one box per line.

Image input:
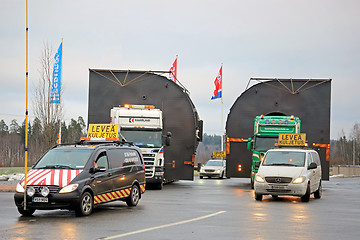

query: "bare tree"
left=32, top=42, right=63, bottom=150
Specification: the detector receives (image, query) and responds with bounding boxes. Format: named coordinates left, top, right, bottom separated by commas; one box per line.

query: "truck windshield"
left=121, top=130, right=162, bottom=148
left=34, top=149, right=93, bottom=169
left=262, top=151, right=305, bottom=167
left=254, top=137, right=278, bottom=152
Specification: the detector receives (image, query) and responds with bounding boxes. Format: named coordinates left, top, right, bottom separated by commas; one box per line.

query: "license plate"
left=33, top=197, right=48, bottom=203
left=270, top=185, right=287, bottom=190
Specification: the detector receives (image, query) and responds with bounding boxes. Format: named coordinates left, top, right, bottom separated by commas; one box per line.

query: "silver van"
left=254, top=148, right=322, bottom=202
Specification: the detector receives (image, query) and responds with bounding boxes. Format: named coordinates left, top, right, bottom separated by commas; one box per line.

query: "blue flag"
left=50, top=42, right=62, bottom=104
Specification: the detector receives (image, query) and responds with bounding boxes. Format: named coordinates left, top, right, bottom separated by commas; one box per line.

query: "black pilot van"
left=14, top=140, right=146, bottom=216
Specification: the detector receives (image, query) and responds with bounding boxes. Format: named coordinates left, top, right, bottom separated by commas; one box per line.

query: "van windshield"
left=262, top=151, right=305, bottom=167
left=34, top=149, right=93, bottom=169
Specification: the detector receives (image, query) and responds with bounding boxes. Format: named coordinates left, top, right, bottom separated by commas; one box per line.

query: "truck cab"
left=247, top=115, right=301, bottom=188
left=110, top=104, right=169, bottom=189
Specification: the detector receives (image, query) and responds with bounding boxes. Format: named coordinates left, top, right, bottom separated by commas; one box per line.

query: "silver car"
left=199, top=160, right=226, bottom=179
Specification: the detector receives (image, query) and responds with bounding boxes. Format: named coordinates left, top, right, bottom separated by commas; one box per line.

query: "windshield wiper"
left=36, top=165, right=75, bottom=170
left=268, top=163, right=296, bottom=166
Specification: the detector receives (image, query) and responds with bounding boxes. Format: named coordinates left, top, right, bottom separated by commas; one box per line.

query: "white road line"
left=100, top=210, right=226, bottom=240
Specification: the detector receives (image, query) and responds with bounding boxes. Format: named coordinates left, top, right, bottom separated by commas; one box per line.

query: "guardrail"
left=331, top=165, right=360, bottom=177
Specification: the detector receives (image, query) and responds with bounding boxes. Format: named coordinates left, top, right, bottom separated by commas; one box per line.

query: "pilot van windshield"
left=34, top=149, right=93, bottom=169
left=263, top=151, right=305, bottom=167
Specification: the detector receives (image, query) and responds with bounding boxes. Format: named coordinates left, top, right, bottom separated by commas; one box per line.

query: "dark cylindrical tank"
left=88, top=69, right=202, bottom=180
left=226, top=79, right=331, bottom=180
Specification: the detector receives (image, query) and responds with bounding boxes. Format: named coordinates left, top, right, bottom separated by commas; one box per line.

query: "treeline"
left=330, top=123, right=360, bottom=165
left=0, top=117, right=86, bottom=167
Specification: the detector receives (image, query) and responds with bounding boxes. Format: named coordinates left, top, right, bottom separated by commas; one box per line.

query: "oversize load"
left=87, top=124, right=118, bottom=138
left=278, top=133, right=306, bottom=146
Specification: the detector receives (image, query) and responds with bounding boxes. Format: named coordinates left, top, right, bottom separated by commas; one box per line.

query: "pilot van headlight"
left=41, top=187, right=50, bottom=197
left=27, top=187, right=35, bottom=197
left=255, top=175, right=265, bottom=183
left=59, top=184, right=79, bottom=193
left=293, top=176, right=306, bottom=184
left=16, top=183, right=25, bottom=193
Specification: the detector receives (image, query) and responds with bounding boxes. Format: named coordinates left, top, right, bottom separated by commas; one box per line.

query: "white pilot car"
left=254, top=148, right=322, bottom=202
left=199, top=159, right=226, bottom=179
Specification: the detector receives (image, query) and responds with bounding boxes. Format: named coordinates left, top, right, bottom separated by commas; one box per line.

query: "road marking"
left=100, top=210, right=226, bottom=240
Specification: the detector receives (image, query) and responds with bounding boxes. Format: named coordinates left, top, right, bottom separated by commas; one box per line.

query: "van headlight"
left=59, top=184, right=79, bottom=193
left=16, top=183, right=25, bottom=193
left=255, top=175, right=265, bottom=183
left=293, top=176, right=306, bottom=184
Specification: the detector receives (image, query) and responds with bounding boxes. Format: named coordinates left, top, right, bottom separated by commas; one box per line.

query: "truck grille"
left=265, top=177, right=292, bottom=183
left=143, top=154, right=155, bottom=178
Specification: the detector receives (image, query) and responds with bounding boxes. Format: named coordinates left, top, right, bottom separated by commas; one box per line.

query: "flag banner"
left=211, top=66, right=222, bottom=100
left=169, top=57, right=177, bottom=83
left=50, top=42, right=62, bottom=104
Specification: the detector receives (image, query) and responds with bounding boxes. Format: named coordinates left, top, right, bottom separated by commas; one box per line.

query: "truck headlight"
left=255, top=175, right=265, bottom=183
left=16, top=183, right=25, bottom=193
left=59, top=184, right=79, bottom=193
left=293, top=176, right=306, bottom=184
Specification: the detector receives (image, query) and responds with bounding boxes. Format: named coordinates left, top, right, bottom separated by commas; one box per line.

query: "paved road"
left=0, top=177, right=359, bottom=240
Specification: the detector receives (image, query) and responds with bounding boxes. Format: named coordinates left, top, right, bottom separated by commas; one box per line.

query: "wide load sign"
left=278, top=133, right=306, bottom=146
left=87, top=124, right=118, bottom=139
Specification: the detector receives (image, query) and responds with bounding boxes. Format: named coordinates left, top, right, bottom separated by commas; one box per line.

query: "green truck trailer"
left=247, top=115, right=301, bottom=188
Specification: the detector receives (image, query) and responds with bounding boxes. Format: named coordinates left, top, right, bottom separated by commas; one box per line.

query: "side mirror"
left=247, top=138, right=253, bottom=151
left=165, top=132, right=172, bottom=146
left=308, top=162, right=317, bottom=170
left=254, top=161, right=261, bottom=168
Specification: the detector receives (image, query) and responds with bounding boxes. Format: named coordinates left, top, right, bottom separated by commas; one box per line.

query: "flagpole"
left=59, top=38, right=63, bottom=144
left=24, top=0, right=29, bottom=210
left=220, top=63, right=224, bottom=156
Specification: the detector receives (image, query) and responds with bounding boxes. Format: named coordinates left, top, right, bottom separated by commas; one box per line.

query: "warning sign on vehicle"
left=278, top=133, right=306, bottom=146
left=212, top=151, right=226, bottom=158
left=87, top=124, right=118, bottom=139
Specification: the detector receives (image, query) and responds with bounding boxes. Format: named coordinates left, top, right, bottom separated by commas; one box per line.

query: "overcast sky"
left=1, top=0, right=360, bottom=139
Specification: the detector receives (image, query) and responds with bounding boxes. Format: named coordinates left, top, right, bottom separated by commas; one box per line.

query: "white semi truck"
left=110, top=104, right=170, bottom=189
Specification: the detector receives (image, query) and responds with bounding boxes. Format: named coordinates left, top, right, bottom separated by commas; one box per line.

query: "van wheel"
left=199, top=176, right=203, bottom=179
left=255, top=193, right=263, bottom=201
left=75, top=192, right=93, bottom=216
left=17, top=207, right=35, bottom=216
left=314, top=181, right=322, bottom=199
left=220, top=172, right=224, bottom=179
left=301, top=184, right=311, bottom=202
left=126, top=185, right=140, bottom=206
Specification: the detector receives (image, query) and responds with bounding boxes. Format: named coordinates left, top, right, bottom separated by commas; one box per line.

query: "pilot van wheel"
left=126, top=185, right=140, bottom=207
left=301, top=184, right=311, bottom=202
left=18, top=207, right=35, bottom=216
left=314, top=181, right=322, bottom=199
left=75, top=192, right=93, bottom=216
left=255, top=193, right=263, bottom=201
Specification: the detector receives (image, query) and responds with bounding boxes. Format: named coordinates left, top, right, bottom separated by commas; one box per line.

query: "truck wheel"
left=301, top=184, right=311, bottom=202
left=126, top=185, right=140, bottom=206
left=17, top=207, right=35, bottom=217
left=75, top=192, right=93, bottom=216
left=255, top=193, right=263, bottom=201
left=314, top=181, right=322, bottom=199
left=155, top=182, right=163, bottom=190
